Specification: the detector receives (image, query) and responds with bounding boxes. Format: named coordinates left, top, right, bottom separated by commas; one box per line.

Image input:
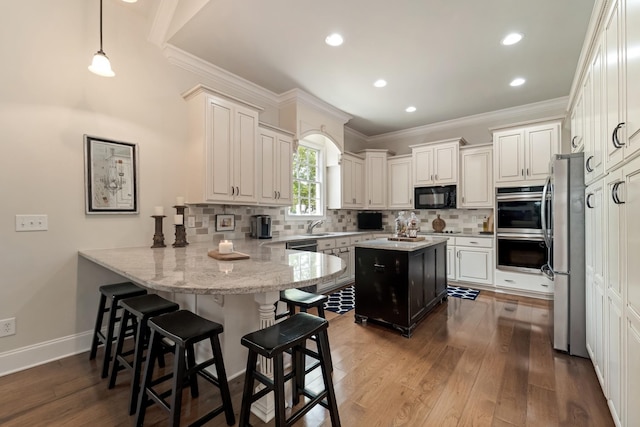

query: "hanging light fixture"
left=88, top=0, right=115, bottom=77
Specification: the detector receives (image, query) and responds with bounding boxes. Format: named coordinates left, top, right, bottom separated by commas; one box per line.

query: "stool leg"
left=128, top=317, right=147, bottom=415
left=317, top=305, right=326, bottom=319
left=209, top=336, right=235, bottom=426
left=185, top=344, right=199, bottom=398
left=273, top=353, right=287, bottom=426
left=108, top=309, right=132, bottom=389
left=135, top=329, right=160, bottom=427
left=239, top=351, right=258, bottom=427
left=89, top=294, right=107, bottom=360
left=318, top=330, right=341, bottom=427
left=293, top=344, right=305, bottom=406
left=170, top=344, right=186, bottom=426
left=101, top=298, right=120, bottom=378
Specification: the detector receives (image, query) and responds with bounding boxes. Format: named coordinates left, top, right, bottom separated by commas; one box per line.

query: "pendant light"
left=88, top=0, right=115, bottom=77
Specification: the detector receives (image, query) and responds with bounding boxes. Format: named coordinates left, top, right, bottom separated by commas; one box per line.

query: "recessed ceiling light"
left=502, top=33, right=523, bottom=46
left=373, top=79, right=387, bottom=88
left=510, top=77, right=526, bottom=87
left=406, top=106, right=417, bottom=113
left=325, top=33, right=344, bottom=47
left=122, top=0, right=138, bottom=2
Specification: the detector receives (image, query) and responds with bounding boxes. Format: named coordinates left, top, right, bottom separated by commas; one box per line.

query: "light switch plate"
left=187, top=216, right=196, bottom=228
left=202, top=216, right=209, bottom=228
left=15, top=215, right=48, bottom=231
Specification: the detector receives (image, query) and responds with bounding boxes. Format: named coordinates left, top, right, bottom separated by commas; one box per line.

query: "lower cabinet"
left=354, top=241, right=447, bottom=337
left=446, top=236, right=494, bottom=286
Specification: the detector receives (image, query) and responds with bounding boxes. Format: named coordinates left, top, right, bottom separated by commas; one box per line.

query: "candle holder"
left=173, top=224, right=188, bottom=248
left=172, top=205, right=189, bottom=248
left=151, top=215, right=166, bottom=248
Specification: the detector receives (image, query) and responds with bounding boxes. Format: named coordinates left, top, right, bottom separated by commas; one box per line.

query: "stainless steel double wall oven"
left=495, top=185, right=550, bottom=272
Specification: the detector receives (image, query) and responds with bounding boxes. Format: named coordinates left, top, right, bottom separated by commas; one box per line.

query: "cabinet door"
left=353, top=157, right=365, bottom=206
left=388, top=157, right=413, bottom=209
left=525, top=123, right=559, bottom=182
left=626, top=0, right=640, bottom=157
left=258, top=130, right=277, bottom=204
left=447, top=245, right=456, bottom=281
left=460, top=147, right=492, bottom=208
left=583, top=68, right=595, bottom=185
left=233, top=107, right=258, bottom=203
left=366, top=153, right=387, bottom=208
left=571, top=89, right=585, bottom=152
left=494, top=130, right=525, bottom=184
left=626, top=318, right=640, bottom=426
left=413, top=147, right=434, bottom=186
left=590, top=38, right=606, bottom=181
left=341, top=155, right=355, bottom=207
left=455, top=248, right=492, bottom=284
left=433, top=144, right=457, bottom=184
left=275, top=133, right=292, bottom=204
left=604, top=0, right=624, bottom=171
left=208, top=99, right=234, bottom=201
left=607, top=298, right=623, bottom=425
left=625, top=160, right=640, bottom=320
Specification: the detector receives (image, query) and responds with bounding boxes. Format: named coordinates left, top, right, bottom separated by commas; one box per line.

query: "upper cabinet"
left=183, top=85, right=261, bottom=204
left=411, top=138, right=466, bottom=187
left=340, top=152, right=365, bottom=209
left=257, top=124, right=294, bottom=206
left=570, top=88, right=585, bottom=153
left=387, top=155, right=413, bottom=209
left=360, top=149, right=390, bottom=209
left=459, top=144, right=493, bottom=208
left=493, top=120, right=560, bottom=187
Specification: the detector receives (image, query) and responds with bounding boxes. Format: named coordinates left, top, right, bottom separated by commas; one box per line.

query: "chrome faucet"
left=307, top=219, right=324, bottom=234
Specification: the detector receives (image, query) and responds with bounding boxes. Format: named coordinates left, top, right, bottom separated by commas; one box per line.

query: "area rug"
left=324, top=285, right=355, bottom=314
left=447, top=285, right=480, bottom=300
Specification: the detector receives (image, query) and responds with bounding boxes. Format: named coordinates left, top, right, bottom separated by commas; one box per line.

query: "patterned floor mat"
left=447, top=285, right=480, bottom=300
left=324, top=285, right=355, bottom=314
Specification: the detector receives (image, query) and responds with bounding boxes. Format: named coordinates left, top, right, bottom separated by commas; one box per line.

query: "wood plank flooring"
left=0, top=291, right=613, bottom=426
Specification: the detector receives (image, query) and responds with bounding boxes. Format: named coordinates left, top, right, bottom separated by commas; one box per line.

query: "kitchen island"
left=79, top=239, right=345, bottom=422
left=353, top=237, right=448, bottom=337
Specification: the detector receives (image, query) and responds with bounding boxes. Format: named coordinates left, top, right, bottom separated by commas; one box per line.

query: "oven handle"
left=541, top=176, right=552, bottom=248
left=496, top=193, right=543, bottom=202
left=497, top=233, right=545, bottom=241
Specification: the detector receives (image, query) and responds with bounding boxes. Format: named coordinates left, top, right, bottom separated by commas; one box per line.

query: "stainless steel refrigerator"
left=542, top=152, right=588, bottom=358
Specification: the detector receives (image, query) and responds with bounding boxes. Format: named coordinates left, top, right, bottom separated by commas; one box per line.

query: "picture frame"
left=84, top=135, right=139, bottom=214
left=215, top=214, right=235, bottom=231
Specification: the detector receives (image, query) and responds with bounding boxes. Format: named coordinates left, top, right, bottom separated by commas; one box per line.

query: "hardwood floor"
left=0, top=291, right=613, bottom=426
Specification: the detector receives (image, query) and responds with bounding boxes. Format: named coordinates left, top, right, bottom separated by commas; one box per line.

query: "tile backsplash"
left=183, top=204, right=493, bottom=242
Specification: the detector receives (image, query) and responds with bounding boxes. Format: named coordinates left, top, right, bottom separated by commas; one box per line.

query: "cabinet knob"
left=586, top=156, right=594, bottom=173
left=612, top=122, right=626, bottom=148
left=231, top=186, right=235, bottom=196
left=571, top=136, right=578, bottom=148
left=526, top=168, right=529, bottom=176
left=521, top=169, right=524, bottom=177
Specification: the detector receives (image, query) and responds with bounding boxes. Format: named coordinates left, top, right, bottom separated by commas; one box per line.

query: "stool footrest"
left=289, top=389, right=329, bottom=425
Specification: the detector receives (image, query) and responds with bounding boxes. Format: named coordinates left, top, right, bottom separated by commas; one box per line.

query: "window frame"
left=286, top=139, right=326, bottom=221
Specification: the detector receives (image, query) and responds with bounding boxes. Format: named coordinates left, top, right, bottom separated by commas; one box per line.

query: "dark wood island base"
left=353, top=238, right=448, bottom=337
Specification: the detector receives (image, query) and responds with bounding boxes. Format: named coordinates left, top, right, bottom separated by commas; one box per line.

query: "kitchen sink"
left=308, top=232, right=334, bottom=236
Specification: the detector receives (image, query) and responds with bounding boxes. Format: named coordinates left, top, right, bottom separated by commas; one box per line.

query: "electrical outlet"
left=0, top=318, right=16, bottom=337
left=15, top=214, right=48, bottom=231
left=187, top=216, right=196, bottom=228
left=202, top=216, right=209, bottom=228
left=472, top=215, right=477, bottom=222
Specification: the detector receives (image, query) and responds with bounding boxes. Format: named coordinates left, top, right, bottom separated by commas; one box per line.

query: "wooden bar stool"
left=239, top=312, right=341, bottom=427
left=135, top=310, right=235, bottom=427
left=108, top=294, right=179, bottom=415
left=89, top=282, right=147, bottom=378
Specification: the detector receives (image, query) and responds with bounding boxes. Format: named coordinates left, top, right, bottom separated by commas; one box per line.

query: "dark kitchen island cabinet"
left=354, top=238, right=448, bottom=337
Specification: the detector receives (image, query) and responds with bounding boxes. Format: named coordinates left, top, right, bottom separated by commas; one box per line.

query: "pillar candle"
left=154, top=206, right=164, bottom=216
left=174, top=214, right=183, bottom=225
left=176, top=196, right=185, bottom=206
left=219, top=240, right=233, bottom=254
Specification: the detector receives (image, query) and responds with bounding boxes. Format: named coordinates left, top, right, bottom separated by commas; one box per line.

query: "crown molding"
left=363, top=96, right=569, bottom=144
left=163, top=44, right=281, bottom=110
left=147, top=0, right=179, bottom=47
left=278, top=89, right=352, bottom=124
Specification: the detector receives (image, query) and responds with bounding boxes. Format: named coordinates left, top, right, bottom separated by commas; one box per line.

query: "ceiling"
left=161, top=0, right=595, bottom=137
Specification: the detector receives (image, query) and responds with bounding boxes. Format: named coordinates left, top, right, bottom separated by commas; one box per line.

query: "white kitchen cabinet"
left=454, top=237, right=494, bottom=285
left=411, top=138, right=465, bottom=187
left=570, top=87, right=585, bottom=153
left=360, top=149, right=389, bottom=209
left=257, top=124, right=293, bottom=206
left=585, top=178, right=606, bottom=387
left=627, top=0, right=640, bottom=161
left=338, top=152, right=365, bottom=209
left=447, top=244, right=456, bottom=281
left=493, top=120, right=560, bottom=186
left=459, top=144, right=493, bottom=208
left=184, top=86, right=260, bottom=204
left=494, top=269, right=553, bottom=299
left=586, top=37, right=606, bottom=185
left=387, top=155, right=413, bottom=209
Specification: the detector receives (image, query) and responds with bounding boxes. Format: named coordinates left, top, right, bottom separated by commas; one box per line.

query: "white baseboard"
left=0, top=330, right=93, bottom=377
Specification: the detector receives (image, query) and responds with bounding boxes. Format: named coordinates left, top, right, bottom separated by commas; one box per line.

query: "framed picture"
left=215, top=214, right=235, bottom=231
left=84, top=135, right=139, bottom=214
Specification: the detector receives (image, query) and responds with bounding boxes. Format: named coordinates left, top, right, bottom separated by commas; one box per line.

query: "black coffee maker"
left=250, top=215, right=272, bottom=239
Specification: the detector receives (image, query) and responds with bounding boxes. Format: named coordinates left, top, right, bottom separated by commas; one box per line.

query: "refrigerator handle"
left=541, top=176, right=551, bottom=247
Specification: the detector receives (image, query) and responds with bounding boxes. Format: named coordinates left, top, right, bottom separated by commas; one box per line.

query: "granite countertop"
left=79, top=240, right=345, bottom=295
left=354, top=237, right=449, bottom=251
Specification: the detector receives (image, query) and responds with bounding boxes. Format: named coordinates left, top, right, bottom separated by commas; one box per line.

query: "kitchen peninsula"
left=354, top=237, right=448, bottom=337
left=78, top=240, right=345, bottom=379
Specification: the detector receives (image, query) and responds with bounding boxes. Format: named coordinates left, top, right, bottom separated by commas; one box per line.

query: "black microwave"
left=414, top=185, right=457, bottom=209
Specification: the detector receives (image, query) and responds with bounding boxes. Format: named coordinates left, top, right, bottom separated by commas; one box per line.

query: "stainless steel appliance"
left=541, top=153, right=587, bottom=358
left=496, top=186, right=549, bottom=234
left=250, top=215, right=272, bottom=239
left=357, top=212, right=383, bottom=230
left=414, top=185, right=456, bottom=209
left=496, top=234, right=548, bottom=272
